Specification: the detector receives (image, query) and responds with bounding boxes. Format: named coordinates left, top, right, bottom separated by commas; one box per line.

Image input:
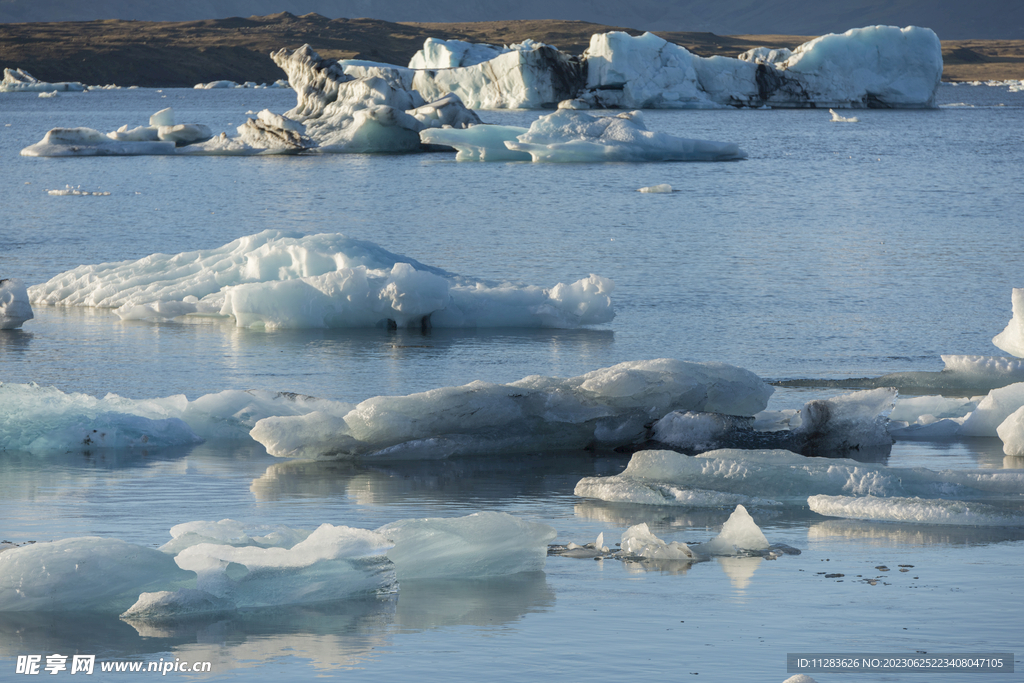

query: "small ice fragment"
left=829, top=108, right=859, bottom=122
left=704, top=504, right=769, bottom=555
left=638, top=184, right=673, bottom=193
left=149, top=107, right=174, bottom=127
left=620, top=523, right=693, bottom=560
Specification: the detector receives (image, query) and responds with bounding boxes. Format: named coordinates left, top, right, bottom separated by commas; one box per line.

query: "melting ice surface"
left=0, top=512, right=554, bottom=618
left=28, top=230, right=615, bottom=330
left=574, top=448, right=1024, bottom=507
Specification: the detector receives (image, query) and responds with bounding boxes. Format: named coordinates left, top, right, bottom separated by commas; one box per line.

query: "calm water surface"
left=0, top=83, right=1022, bottom=682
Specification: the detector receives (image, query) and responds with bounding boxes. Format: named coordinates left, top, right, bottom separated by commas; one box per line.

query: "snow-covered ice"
left=0, top=279, right=33, bottom=329
left=808, top=495, right=1024, bottom=527
left=574, top=448, right=1024, bottom=506
left=504, top=110, right=746, bottom=162
left=249, top=359, right=773, bottom=459
left=29, top=230, right=614, bottom=330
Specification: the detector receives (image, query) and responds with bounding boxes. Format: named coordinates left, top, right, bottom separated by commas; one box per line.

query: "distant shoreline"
left=2, top=14, right=1021, bottom=88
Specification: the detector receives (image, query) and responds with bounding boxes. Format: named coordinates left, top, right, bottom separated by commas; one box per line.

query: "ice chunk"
left=620, top=523, right=694, bottom=560
left=0, top=278, right=33, bottom=329
left=1, top=67, right=84, bottom=93
left=996, top=405, right=1024, bottom=456
left=829, top=108, right=859, bottom=122
left=638, top=184, right=673, bottom=193
left=703, top=505, right=769, bottom=555
left=408, top=38, right=509, bottom=69
left=377, top=511, right=556, bottom=579
left=419, top=124, right=531, bottom=161
left=149, top=107, right=175, bottom=127
left=0, top=538, right=193, bottom=612
left=412, top=42, right=582, bottom=109
left=573, top=476, right=780, bottom=507
left=20, top=127, right=176, bottom=157
left=30, top=230, right=613, bottom=330
left=157, top=123, right=213, bottom=147
left=0, top=383, right=201, bottom=454
left=783, top=676, right=819, bottom=683
left=159, top=519, right=314, bottom=555
left=809, top=495, right=1024, bottom=527
left=959, top=382, right=1024, bottom=437
left=993, top=288, right=1024, bottom=357
left=120, top=588, right=234, bottom=620
left=504, top=110, right=746, bottom=163
left=250, top=359, right=773, bottom=459
left=575, top=449, right=1024, bottom=505
left=651, top=411, right=753, bottom=452
left=172, top=523, right=395, bottom=609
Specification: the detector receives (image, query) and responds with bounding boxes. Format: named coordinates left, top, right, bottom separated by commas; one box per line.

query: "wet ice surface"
left=2, top=84, right=1024, bottom=681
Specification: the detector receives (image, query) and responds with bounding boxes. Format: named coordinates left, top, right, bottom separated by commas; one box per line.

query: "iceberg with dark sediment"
left=566, top=26, right=941, bottom=110
left=650, top=387, right=894, bottom=457
left=0, top=279, right=33, bottom=329
left=412, top=40, right=582, bottom=109
left=28, top=230, right=614, bottom=330
left=574, top=449, right=1024, bottom=507
left=249, top=359, right=774, bottom=459
left=271, top=44, right=480, bottom=153
left=472, top=110, right=745, bottom=163
left=808, top=495, right=1024, bottom=527
left=1, top=67, right=84, bottom=93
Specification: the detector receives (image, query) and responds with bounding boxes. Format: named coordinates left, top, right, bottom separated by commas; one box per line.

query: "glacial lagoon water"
left=1, top=83, right=1023, bottom=681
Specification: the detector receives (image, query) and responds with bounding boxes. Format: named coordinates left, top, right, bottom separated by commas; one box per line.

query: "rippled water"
left=0, top=84, right=1022, bottom=682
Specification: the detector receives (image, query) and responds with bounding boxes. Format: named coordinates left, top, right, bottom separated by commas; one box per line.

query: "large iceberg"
left=28, top=230, right=615, bottom=330
left=0, top=279, right=33, bottom=329
left=574, top=448, right=1024, bottom=506
left=430, top=110, right=746, bottom=163
left=412, top=40, right=583, bottom=109
left=568, top=27, right=941, bottom=110
left=249, top=359, right=774, bottom=459
left=271, top=44, right=480, bottom=153
left=1, top=67, right=84, bottom=93
left=408, top=38, right=510, bottom=70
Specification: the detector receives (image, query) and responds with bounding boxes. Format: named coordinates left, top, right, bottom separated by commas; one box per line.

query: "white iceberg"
left=809, top=495, right=1024, bottom=527
left=959, top=382, right=1024, bottom=437
left=574, top=448, right=1024, bottom=505
left=249, top=359, right=774, bottom=459
left=377, top=511, right=556, bottom=580
left=20, top=127, right=177, bottom=157
left=620, top=523, right=694, bottom=560
left=502, top=110, right=746, bottom=163
left=703, top=504, right=770, bottom=555
left=412, top=40, right=582, bottom=109
left=570, top=27, right=940, bottom=110
left=0, top=278, right=33, bottom=329
left=1, top=67, right=84, bottom=93
left=0, top=538, right=193, bottom=612
left=408, top=38, right=509, bottom=69
left=30, top=230, right=614, bottom=330
left=993, top=288, right=1024, bottom=357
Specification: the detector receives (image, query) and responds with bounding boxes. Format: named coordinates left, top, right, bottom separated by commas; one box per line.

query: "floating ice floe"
left=651, top=387, right=895, bottom=458
left=429, top=110, right=745, bottom=163
left=0, top=512, right=551, bottom=617
left=993, top=287, right=1024, bottom=357
left=249, top=359, right=773, bottom=459
left=1, top=67, right=84, bottom=93
left=46, top=184, right=111, bottom=196
left=0, top=279, right=33, bottom=329
left=574, top=448, right=1024, bottom=507
left=21, top=106, right=309, bottom=157
left=638, top=184, right=673, bottom=193
left=271, top=44, right=480, bottom=153
left=808, top=495, right=1024, bottom=527
left=29, top=230, right=614, bottom=330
